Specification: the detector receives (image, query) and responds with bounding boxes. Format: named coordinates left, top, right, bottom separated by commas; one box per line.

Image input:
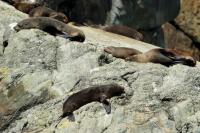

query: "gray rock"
left=38, top=0, right=180, bottom=29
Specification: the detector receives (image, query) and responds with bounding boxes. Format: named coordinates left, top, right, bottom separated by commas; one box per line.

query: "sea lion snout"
left=14, top=25, right=21, bottom=31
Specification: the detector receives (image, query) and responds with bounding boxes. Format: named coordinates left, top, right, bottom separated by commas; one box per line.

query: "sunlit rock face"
left=162, top=23, right=200, bottom=61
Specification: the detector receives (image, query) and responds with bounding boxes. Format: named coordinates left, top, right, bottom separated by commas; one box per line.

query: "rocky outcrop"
left=1, top=1, right=200, bottom=133
left=162, top=23, right=200, bottom=60
left=175, top=0, right=200, bottom=43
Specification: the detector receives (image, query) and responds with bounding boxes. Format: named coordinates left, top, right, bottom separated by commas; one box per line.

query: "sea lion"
left=56, top=83, right=125, bottom=125
left=102, top=25, right=144, bottom=41
left=29, top=6, right=69, bottom=23
left=13, top=2, right=41, bottom=13
left=126, top=48, right=196, bottom=67
left=104, top=46, right=142, bottom=59
left=14, top=17, right=85, bottom=42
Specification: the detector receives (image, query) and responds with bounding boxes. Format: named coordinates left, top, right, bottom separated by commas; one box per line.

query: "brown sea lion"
left=126, top=48, right=196, bottom=67
left=29, top=6, right=69, bottom=23
left=104, top=46, right=142, bottom=59
left=13, top=2, right=41, bottom=13
left=102, top=25, right=144, bottom=41
left=56, top=83, right=125, bottom=125
left=14, top=17, right=85, bottom=42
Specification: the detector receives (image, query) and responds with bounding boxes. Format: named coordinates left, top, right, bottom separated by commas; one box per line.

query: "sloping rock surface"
left=1, top=1, right=200, bottom=133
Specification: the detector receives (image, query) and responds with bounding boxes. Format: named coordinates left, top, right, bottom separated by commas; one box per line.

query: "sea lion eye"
left=18, top=23, right=23, bottom=28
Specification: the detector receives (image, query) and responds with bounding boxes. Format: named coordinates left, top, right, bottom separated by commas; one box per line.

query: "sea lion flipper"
left=100, top=95, right=111, bottom=114
left=102, top=100, right=111, bottom=114
left=67, top=113, right=75, bottom=122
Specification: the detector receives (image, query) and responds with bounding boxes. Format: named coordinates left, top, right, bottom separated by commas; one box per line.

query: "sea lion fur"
left=126, top=48, right=196, bottom=67
left=104, top=46, right=142, bottom=59
left=56, top=83, right=125, bottom=125
left=14, top=17, right=85, bottom=42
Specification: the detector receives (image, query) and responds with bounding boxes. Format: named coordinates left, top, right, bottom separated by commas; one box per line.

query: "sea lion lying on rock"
left=126, top=48, right=196, bottom=67
left=56, top=83, right=125, bottom=125
left=29, top=6, right=69, bottom=23
left=102, top=25, right=144, bottom=41
left=14, top=17, right=85, bottom=42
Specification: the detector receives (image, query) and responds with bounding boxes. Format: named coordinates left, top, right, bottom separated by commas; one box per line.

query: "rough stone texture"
left=175, top=0, right=200, bottom=43
left=0, top=2, right=28, bottom=56
left=1, top=1, right=200, bottom=133
left=162, top=23, right=200, bottom=60
left=3, top=61, right=200, bottom=133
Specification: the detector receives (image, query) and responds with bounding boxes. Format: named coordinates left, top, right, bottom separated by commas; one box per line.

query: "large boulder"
left=36, top=0, right=180, bottom=30
left=175, top=0, right=200, bottom=43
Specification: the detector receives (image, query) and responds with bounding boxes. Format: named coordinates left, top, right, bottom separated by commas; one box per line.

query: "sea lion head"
left=182, top=56, right=196, bottom=67
left=69, top=31, right=85, bottom=42
left=14, top=19, right=39, bottom=32
left=109, top=84, right=125, bottom=96
left=14, top=19, right=34, bottom=31
left=50, top=12, right=69, bottom=24
left=62, top=102, right=77, bottom=117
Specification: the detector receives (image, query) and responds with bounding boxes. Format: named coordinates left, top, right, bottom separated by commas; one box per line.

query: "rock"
left=162, top=23, right=193, bottom=49
left=3, top=61, right=200, bottom=133
left=1, top=1, right=200, bottom=133
left=175, top=0, right=200, bottom=43
left=139, top=27, right=165, bottom=48
left=162, top=23, right=200, bottom=60
left=0, top=1, right=28, bottom=56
